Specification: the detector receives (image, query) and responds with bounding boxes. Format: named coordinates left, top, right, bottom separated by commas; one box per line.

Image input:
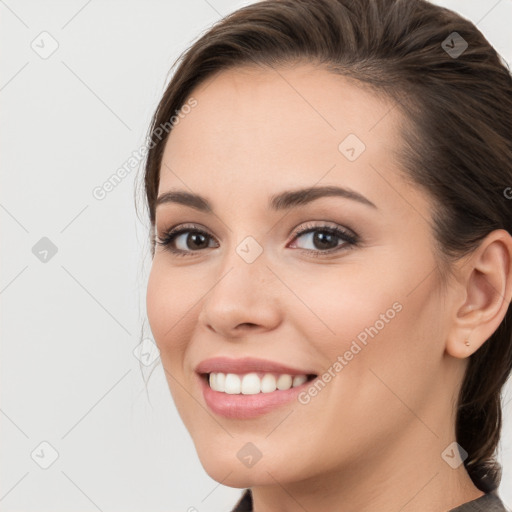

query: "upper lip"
left=195, top=356, right=316, bottom=376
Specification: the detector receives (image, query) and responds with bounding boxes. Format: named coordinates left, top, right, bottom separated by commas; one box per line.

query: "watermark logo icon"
left=441, top=442, right=468, bottom=469
left=442, top=32, right=468, bottom=59
left=237, top=442, right=262, bottom=468
left=32, top=237, right=58, bottom=263
left=31, top=31, right=59, bottom=59
left=31, top=441, right=59, bottom=469
left=236, top=236, right=263, bottom=264
left=338, top=134, right=366, bottom=161
left=133, top=338, right=160, bottom=366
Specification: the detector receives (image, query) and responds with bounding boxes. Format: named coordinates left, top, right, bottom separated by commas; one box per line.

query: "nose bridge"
left=198, top=232, right=280, bottom=333
left=213, top=233, right=270, bottom=300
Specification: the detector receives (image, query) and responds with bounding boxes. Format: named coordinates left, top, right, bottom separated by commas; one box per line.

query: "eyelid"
left=155, top=223, right=216, bottom=249
left=157, top=220, right=355, bottom=239
left=156, top=220, right=359, bottom=256
left=289, top=220, right=356, bottom=240
left=287, top=222, right=359, bottom=253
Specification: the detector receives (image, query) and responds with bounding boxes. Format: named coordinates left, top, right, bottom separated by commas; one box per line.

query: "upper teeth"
left=209, top=372, right=309, bottom=394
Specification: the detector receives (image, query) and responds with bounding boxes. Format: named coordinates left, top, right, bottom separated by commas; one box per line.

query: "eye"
left=155, top=221, right=359, bottom=257
left=155, top=223, right=218, bottom=257
left=288, top=222, right=358, bottom=256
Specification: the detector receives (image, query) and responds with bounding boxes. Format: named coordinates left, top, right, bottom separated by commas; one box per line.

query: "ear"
left=446, top=229, right=512, bottom=359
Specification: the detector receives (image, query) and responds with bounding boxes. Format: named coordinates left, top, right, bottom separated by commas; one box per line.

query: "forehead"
left=158, top=63, right=413, bottom=213
left=165, top=63, right=400, bottom=148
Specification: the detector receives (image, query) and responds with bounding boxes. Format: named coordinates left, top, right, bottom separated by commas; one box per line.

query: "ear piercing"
left=464, top=339, right=470, bottom=346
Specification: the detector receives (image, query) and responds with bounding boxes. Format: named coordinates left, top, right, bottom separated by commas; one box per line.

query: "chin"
left=199, top=456, right=267, bottom=487
left=195, top=442, right=306, bottom=489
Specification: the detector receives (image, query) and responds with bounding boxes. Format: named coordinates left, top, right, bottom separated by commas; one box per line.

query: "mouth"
left=197, top=370, right=319, bottom=419
left=200, top=372, right=317, bottom=394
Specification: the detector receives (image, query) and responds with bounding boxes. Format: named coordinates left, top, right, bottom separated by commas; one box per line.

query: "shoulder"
left=229, top=488, right=510, bottom=512
left=448, top=490, right=511, bottom=512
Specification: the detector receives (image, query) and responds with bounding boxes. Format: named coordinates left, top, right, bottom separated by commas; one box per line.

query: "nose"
left=197, top=247, right=282, bottom=338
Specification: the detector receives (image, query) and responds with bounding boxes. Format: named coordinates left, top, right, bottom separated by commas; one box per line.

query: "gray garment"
left=231, top=489, right=510, bottom=511
left=449, top=490, right=510, bottom=511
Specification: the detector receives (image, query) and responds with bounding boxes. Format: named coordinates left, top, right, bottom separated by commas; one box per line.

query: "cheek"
left=146, top=263, right=168, bottom=343
left=287, top=260, right=438, bottom=399
left=146, top=260, right=195, bottom=358
left=146, top=261, right=201, bottom=416
left=285, top=262, right=403, bottom=354
left=285, top=267, right=440, bottom=445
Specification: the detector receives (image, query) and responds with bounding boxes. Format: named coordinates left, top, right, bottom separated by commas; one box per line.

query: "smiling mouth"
left=201, top=372, right=317, bottom=394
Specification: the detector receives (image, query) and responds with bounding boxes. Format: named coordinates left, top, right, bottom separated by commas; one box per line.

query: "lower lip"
left=198, top=373, right=315, bottom=419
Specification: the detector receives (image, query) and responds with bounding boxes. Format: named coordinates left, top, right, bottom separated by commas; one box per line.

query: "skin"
left=146, top=63, right=512, bottom=512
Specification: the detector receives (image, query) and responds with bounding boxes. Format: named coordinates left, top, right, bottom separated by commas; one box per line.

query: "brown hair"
left=138, top=0, right=512, bottom=493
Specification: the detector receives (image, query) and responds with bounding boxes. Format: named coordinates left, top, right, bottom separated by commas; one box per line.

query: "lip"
left=195, top=356, right=315, bottom=376
left=197, top=372, right=317, bottom=419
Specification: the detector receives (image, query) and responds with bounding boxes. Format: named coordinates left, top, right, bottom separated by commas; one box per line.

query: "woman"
left=141, top=0, right=512, bottom=510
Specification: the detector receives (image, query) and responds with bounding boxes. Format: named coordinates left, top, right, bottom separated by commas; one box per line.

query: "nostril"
left=238, top=323, right=258, bottom=329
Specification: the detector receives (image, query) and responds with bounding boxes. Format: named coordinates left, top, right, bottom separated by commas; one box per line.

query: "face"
left=146, top=63, right=461, bottom=489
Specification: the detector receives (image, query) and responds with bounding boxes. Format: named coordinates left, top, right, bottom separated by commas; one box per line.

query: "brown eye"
left=156, top=225, right=218, bottom=256
left=156, top=222, right=359, bottom=258
left=288, top=223, right=359, bottom=256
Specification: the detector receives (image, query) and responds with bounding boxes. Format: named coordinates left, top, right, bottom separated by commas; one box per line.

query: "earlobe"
left=446, top=325, right=478, bottom=359
left=445, top=229, right=512, bottom=360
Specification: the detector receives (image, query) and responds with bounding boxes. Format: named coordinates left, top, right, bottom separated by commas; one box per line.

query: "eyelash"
left=155, top=222, right=359, bottom=258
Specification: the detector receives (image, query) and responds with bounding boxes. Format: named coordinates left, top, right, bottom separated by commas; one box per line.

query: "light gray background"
left=1, top=1, right=511, bottom=510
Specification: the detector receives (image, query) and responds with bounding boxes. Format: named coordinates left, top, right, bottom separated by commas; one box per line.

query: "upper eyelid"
left=158, top=221, right=351, bottom=238
left=157, top=222, right=357, bottom=248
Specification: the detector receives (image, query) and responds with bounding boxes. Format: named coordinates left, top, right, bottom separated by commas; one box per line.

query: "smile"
left=198, top=372, right=318, bottom=419
left=206, top=372, right=317, bottom=394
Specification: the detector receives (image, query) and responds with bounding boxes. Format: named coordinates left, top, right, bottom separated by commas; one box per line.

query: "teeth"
left=225, top=373, right=241, bottom=394
left=261, top=374, right=277, bottom=393
left=241, top=373, right=260, bottom=395
left=292, top=374, right=308, bottom=387
left=277, top=374, right=292, bottom=390
left=208, top=372, right=310, bottom=394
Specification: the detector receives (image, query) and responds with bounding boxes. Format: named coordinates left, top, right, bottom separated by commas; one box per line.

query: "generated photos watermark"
left=298, top=301, right=403, bottom=405
left=92, top=97, right=198, bottom=201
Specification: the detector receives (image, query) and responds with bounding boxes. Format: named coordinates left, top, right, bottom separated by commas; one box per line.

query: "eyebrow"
left=155, top=185, right=377, bottom=212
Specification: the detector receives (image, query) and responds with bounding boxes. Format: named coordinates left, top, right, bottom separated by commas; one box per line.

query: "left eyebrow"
left=269, top=185, right=377, bottom=210
left=155, top=185, right=377, bottom=212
